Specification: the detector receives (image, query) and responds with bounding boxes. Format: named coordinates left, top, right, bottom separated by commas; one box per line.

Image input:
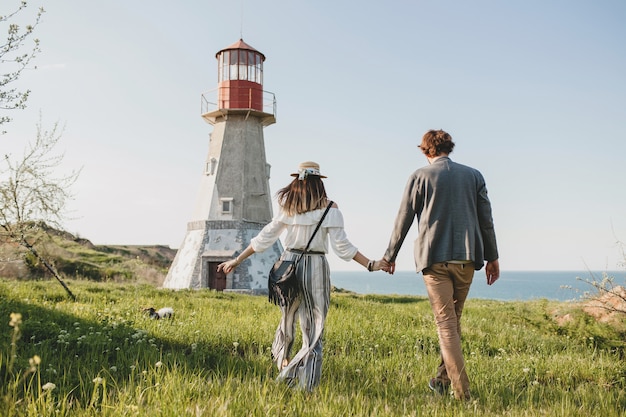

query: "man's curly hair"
left=418, top=129, right=455, bottom=157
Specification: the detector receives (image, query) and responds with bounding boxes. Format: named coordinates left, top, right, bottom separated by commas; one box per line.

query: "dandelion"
left=232, top=342, right=239, bottom=348
left=9, top=312, right=22, bottom=327
left=93, top=377, right=103, bottom=385
left=30, top=355, right=41, bottom=366
left=155, top=361, right=163, bottom=368
left=42, top=382, right=56, bottom=391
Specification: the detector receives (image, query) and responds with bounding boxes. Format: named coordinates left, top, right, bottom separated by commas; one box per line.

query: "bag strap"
left=295, top=200, right=334, bottom=263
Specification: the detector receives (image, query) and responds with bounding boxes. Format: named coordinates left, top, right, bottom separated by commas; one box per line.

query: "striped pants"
left=271, top=251, right=331, bottom=391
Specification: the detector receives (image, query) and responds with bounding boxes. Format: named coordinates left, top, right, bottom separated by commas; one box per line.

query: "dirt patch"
left=582, top=285, right=626, bottom=324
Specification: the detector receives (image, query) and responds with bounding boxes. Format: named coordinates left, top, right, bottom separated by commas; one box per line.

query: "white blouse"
left=250, top=207, right=358, bottom=261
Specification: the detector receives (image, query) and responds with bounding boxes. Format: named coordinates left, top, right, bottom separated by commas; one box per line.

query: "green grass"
left=1, top=278, right=624, bottom=416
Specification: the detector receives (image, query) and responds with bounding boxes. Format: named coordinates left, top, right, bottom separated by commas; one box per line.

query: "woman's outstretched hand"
left=217, top=259, right=239, bottom=274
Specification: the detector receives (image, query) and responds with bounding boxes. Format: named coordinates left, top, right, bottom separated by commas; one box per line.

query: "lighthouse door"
left=207, top=262, right=227, bottom=291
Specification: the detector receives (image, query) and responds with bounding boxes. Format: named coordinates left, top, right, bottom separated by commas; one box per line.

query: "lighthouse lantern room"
left=202, top=39, right=276, bottom=126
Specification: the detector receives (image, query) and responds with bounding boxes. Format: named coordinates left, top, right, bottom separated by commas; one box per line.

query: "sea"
left=330, top=270, right=625, bottom=302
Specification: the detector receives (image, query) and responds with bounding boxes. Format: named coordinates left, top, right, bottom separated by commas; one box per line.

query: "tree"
left=0, top=117, right=80, bottom=299
left=1, top=1, right=44, bottom=133
left=575, top=241, right=626, bottom=323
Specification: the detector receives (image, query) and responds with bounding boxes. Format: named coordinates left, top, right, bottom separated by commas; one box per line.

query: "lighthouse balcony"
left=201, top=87, right=276, bottom=126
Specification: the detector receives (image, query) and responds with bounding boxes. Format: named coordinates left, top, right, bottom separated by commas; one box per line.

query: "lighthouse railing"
left=201, top=88, right=276, bottom=118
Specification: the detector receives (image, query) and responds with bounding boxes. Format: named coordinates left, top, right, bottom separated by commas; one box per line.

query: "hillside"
left=1, top=279, right=624, bottom=416
left=0, top=225, right=177, bottom=285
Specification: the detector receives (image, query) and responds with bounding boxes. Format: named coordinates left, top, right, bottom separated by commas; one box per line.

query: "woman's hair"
left=419, top=129, right=455, bottom=157
left=276, top=176, right=328, bottom=216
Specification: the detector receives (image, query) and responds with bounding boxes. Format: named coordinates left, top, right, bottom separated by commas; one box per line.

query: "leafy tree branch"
left=1, top=1, right=45, bottom=132
left=1, top=116, right=81, bottom=299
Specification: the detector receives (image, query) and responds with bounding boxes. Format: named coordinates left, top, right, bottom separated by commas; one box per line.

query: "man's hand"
left=383, top=261, right=396, bottom=275
left=486, top=259, right=500, bottom=285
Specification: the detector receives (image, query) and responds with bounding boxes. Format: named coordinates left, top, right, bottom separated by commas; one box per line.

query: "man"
left=383, top=129, right=500, bottom=400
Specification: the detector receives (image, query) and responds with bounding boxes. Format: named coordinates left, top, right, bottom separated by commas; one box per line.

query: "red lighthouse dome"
left=217, top=39, right=265, bottom=111
left=201, top=39, right=276, bottom=126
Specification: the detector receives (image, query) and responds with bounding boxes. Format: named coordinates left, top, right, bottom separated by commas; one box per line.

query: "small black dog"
left=143, top=307, right=174, bottom=320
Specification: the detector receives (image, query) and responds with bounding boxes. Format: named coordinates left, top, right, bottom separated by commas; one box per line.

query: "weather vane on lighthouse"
left=162, top=39, right=282, bottom=292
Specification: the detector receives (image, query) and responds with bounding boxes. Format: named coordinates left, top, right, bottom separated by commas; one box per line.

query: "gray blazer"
left=384, top=156, right=498, bottom=272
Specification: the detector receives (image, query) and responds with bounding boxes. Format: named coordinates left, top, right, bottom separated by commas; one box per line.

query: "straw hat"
left=290, top=161, right=327, bottom=179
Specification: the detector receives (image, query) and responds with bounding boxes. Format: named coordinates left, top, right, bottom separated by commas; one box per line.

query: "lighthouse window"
left=218, top=49, right=262, bottom=83
left=220, top=198, right=233, bottom=214
left=238, top=50, right=248, bottom=80
left=229, top=51, right=238, bottom=80
left=248, top=52, right=257, bottom=83
left=219, top=51, right=233, bottom=82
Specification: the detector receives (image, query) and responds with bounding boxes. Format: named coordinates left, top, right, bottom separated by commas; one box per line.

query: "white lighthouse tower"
left=162, top=39, right=282, bottom=292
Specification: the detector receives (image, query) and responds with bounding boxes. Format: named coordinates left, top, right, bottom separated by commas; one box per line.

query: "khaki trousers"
left=422, top=262, right=474, bottom=400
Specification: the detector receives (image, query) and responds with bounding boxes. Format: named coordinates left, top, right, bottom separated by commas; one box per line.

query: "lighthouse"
left=162, top=39, right=282, bottom=292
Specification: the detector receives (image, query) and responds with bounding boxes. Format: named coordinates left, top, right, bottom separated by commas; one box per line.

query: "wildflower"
left=110, top=366, right=117, bottom=372
left=93, top=377, right=103, bottom=385
left=30, top=355, right=41, bottom=366
left=232, top=342, right=239, bottom=348
left=155, top=361, right=163, bottom=368
left=523, top=368, right=530, bottom=373
left=42, top=382, right=56, bottom=391
left=191, top=343, right=198, bottom=351
left=9, top=313, right=22, bottom=327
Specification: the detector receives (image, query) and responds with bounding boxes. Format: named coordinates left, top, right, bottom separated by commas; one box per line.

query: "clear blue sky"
left=4, top=1, right=626, bottom=272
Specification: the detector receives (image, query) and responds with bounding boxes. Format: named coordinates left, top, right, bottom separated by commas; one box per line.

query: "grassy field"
left=1, top=278, right=624, bottom=416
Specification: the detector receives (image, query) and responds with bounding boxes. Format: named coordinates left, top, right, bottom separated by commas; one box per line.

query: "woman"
left=218, top=161, right=387, bottom=391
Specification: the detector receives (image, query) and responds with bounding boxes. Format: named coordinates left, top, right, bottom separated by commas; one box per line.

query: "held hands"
left=368, top=259, right=391, bottom=272
left=375, top=257, right=395, bottom=274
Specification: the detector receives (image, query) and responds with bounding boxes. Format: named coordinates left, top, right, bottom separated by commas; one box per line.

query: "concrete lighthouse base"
left=162, top=220, right=282, bottom=292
